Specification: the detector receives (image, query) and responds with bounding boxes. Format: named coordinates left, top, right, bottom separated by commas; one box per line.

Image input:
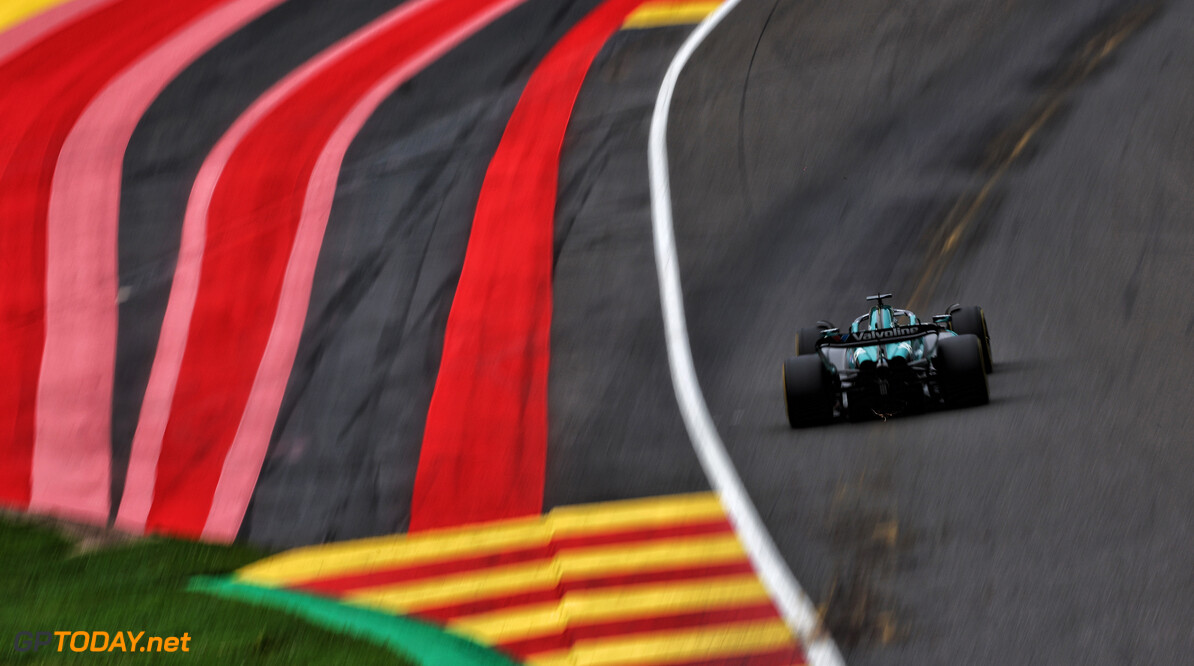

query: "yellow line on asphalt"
left=525, top=618, right=796, bottom=666
left=907, top=7, right=1155, bottom=311
left=448, top=574, right=769, bottom=645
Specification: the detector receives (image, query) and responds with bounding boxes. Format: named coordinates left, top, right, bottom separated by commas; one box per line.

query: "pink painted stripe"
left=34, top=0, right=289, bottom=523
left=115, top=0, right=436, bottom=536
left=201, top=0, right=529, bottom=541
left=0, top=0, right=118, bottom=65
left=116, top=0, right=527, bottom=537
left=409, top=0, right=646, bottom=531
left=114, top=4, right=382, bottom=534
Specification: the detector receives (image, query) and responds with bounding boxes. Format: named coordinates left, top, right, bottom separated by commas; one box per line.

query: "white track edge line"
left=647, top=3, right=845, bottom=664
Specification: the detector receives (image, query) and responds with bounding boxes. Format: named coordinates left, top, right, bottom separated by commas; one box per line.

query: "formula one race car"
left=783, top=294, right=991, bottom=427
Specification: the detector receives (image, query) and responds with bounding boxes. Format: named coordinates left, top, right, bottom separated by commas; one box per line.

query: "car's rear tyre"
left=783, top=356, right=836, bottom=427
left=949, top=306, right=992, bottom=372
left=934, top=334, right=989, bottom=408
left=796, top=327, right=822, bottom=355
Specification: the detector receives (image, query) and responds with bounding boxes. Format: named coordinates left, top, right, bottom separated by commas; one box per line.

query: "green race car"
left=783, top=294, right=992, bottom=427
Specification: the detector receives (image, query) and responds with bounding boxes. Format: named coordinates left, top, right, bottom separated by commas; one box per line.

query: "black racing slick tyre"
left=795, top=327, right=822, bottom=355
left=783, top=356, right=836, bottom=428
left=934, top=334, right=989, bottom=408
left=949, top=306, right=992, bottom=372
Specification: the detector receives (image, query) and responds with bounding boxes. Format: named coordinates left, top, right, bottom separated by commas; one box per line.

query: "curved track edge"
left=647, top=1, right=844, bottom=663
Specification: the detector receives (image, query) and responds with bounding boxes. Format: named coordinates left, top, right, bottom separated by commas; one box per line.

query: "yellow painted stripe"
left=350, top=558, right=559, bottom=614
left=0, top=0, right=74, bottom=34
left=526, top=618, right=796, bottom=666
left=622, top=1, right=722, bottom=29
left=239, top=493, right=725, bottom=587
left=237, top=515, right=549, bottom=586
left=548, top=493, right=725, bottom=536
left=449, top=574, right=769, bottom=645
left=346, top=534, right=747, bottom=614
left=560, top=533, right=744, bottom=579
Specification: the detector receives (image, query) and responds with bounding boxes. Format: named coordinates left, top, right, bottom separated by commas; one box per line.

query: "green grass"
left=0, top=517, right=413, bottom=665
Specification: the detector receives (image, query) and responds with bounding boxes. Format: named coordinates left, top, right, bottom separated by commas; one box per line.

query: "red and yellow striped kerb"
left=232, top=493, right=806, bottom=665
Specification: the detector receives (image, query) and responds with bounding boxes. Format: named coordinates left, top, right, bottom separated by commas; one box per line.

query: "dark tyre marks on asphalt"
left=909, top=3, right=1161, bottom=310
left=242, top=0, right=610, bottom=547
left=546, top=26, right=710, bottom=510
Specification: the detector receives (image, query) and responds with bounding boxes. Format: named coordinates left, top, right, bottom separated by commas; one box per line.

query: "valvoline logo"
left=853, top=326, right=920, bottom=342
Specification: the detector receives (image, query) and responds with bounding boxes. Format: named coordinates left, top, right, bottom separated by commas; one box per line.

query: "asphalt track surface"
left=547, top=25, right=709, bottom=510
left=661, top=0, right=1194, bottom=663
left=5, top=0, right=1193, bottom=663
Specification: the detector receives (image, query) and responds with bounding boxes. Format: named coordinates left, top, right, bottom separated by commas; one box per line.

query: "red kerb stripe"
left=140, top=0, right=520, bottom=538
left=409, top=0, right=650, bottom=531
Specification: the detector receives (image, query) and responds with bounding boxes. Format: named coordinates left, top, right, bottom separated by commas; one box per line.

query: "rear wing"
left=814, top=323, right=944, bottom=349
